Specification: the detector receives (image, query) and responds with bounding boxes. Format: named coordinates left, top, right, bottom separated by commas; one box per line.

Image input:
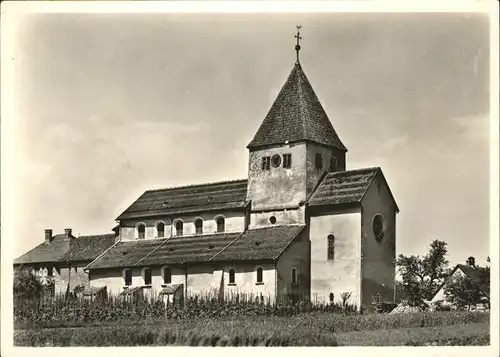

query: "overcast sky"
left=9, top=12, right=491, bottom=266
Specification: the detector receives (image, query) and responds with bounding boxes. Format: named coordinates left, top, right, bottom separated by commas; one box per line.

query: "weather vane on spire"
left=295, top=25, right=302, bottom=63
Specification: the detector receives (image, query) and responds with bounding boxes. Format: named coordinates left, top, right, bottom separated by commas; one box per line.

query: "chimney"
left=467, top=256, right=476, bottom=267
left=64, top=228, right=72, bottom=239
left=45, top=229, right=53, bottom=243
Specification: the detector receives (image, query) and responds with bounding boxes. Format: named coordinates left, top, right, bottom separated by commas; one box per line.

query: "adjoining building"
left=430, top=256, right=490, bottom=310
left=14, top=228, right=116, bottom=295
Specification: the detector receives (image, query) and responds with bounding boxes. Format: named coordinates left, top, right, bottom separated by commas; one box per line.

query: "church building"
left=16, top=28, right=399, bottom=308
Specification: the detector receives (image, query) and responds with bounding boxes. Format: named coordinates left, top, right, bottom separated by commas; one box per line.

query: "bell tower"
left=246, top=27, right=347, bottom=227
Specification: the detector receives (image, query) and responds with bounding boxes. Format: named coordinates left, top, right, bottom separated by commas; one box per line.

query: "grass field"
left=14, top=312, right=490, bottom=346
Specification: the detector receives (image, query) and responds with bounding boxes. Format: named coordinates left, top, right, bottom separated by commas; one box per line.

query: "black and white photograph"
left=1, top=1, right=498, bottom=352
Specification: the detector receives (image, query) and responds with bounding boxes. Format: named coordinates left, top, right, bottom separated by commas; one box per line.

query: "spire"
left=295, top=25, right=302, bottom=64
left=247, top=63, right=347, bottom=151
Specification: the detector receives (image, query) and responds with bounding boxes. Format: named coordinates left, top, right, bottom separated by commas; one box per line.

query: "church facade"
left=15, top=34, right=399, bottom=309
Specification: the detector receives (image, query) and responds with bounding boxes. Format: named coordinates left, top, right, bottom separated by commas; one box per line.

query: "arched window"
left=256, top=267, right=263, bottom=284
left=156, top=222, right=165, bottom=238
left=329, top=157, right=338, bottom=172
left=216, top=216, right=225, bottom=233
left=123, top=268, right=132, bottom=286
left=143, top=268, right=152, bottom=285
left=329, top=293, right=334, bottom=303
left=228, top=269, right=235, bottom=285
left=194, top=218, right=203, bottom=234
left=327, top=235, right=335, bottom=261
left=162, top=267, right=172, bottom=284
left=291, top=268, right=297, bottom=284
left=174, top=220, right=183, bottom=237
left=137, top=224, right=146, bottom=239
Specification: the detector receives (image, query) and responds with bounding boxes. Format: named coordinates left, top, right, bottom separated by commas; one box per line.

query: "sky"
left=7, top=12, right=492, bottom=267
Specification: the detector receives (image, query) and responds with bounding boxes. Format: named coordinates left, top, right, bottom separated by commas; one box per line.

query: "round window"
left=271, top=154, right=282, bottom=168
left=269, top=216, right=277, bottom=224
left=373, top=214, right=386, bottom=242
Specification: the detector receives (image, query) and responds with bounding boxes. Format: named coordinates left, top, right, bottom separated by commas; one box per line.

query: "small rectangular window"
left=261, top=156, right=270, bottom=170
left=47, top=267, right=53, bottom=277
left=124, top=269, right=132, bottom=286
left=315, top=153, right=323, bottom=169
left=256, top=267, right=263, bottom=284
left=329, top=157, right=338, bottom=172
left=283, top=154, right=292, bottom=169
left=144, top=269, right=152, bottom=285
left=327, top=235, right=335, bottom=261
left=163, top=267, right=172, bottom=284
left=229, top=269, right=236, bottom=285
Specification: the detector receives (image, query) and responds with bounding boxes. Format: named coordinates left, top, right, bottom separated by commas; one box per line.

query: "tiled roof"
left=308, top=167, right=379, bottom=207
left=14, top=234, right=72, bottom=265
left=60, top=233, right=117, bottom=262
left=159, top=284, right=183, bottom=295
left=247, top=63, right=346, bottom=151
left=457, top=264, right=490, bottom=297
left=85, top=239, right=166, bottom=270
left=86, top=226, right=305, bottom=270
left=117, top=179, right=249, bottom=220
left=212, top=225, right=305, bottom=262
left=139, top=233, right=240, bottom=266
left=14, top=232, right=117, bottom=266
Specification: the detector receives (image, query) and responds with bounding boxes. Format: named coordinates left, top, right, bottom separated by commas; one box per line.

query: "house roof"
left=117, top=179, right=249, bottom=220
left=458, top=264, right=490, bottom=297
left=14, top=232, right=117, bottom=266
left=431, top=264, right=490, bottom=301
left=86, top=225, right=305, bottom=270
left=247, top=63, right=346, bottom=151
left=307, top=167, right=399, bottom=212
left=14, top=234, right=72, bottom=265
left=60, top=233, right=117, bottom=262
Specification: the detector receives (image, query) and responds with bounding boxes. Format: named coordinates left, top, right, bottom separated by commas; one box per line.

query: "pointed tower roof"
left=247, top=62, right=347, bottom=151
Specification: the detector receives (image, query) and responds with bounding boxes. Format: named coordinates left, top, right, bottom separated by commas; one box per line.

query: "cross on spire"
left=295, top=25, right=302, bottom=63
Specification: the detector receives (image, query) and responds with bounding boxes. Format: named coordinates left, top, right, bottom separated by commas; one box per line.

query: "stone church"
left=15, top=31, right=399, bottom=308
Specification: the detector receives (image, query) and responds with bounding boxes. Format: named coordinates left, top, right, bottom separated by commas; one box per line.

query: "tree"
left=396, top=240, right=449, bottom=305
left=444, top=275, right=483, bottom=310
left=13, top=267, right=44, bottom=301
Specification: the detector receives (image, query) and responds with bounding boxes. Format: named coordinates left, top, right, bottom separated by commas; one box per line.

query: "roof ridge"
left=76, top=233, right=116, bottom=239
left=328, top=167, right=381, bottom=176
left=247, top=224, right=305, bottom=231
left=297, top=65, right=308, bottom=141
left=146, top=178, right=248, bottom=193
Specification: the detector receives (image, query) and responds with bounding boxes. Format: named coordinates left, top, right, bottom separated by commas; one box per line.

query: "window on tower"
left=261, top=156, right=271, bottom=170
left=283, top=153, right=292, bottom=169
left=327, top=235, right=335, bottom=261
left=315, top=153, right=323, bottom=169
